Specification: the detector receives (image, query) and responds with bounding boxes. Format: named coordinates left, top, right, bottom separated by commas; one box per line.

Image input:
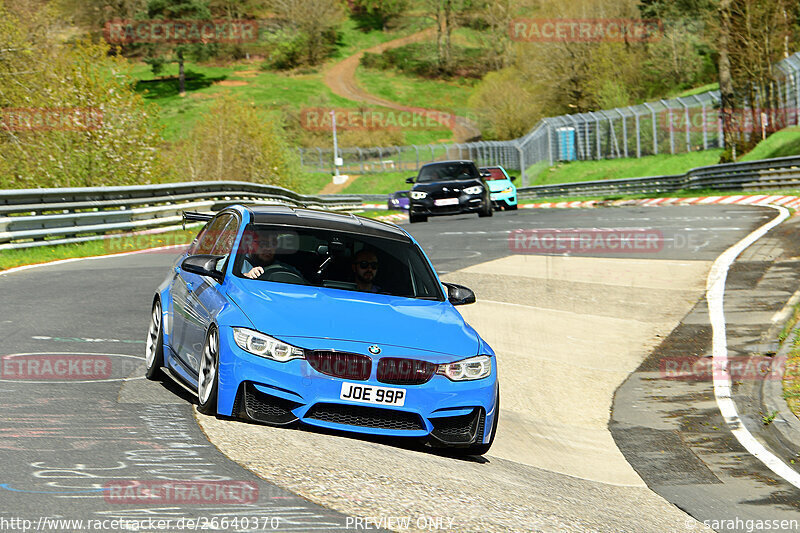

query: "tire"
left=409, top=213, right=427, bottom=223
left=449, top=389, right=499, bottom=456
left=197, top=326, right=220, bottom=415
left=478, top=199, right=493, bottom=218
left=144, top=299, right=164, bottom=380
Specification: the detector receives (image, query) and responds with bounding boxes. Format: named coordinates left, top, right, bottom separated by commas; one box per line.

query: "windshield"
left=233, top=224, right=444, bottom=301
left=482, top=167, right=507, bottom=180
left=416, top=162, right=479, bottom=183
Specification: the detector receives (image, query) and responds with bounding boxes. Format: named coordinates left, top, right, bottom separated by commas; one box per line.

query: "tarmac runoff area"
left=197, top=252, right=715, bottom=532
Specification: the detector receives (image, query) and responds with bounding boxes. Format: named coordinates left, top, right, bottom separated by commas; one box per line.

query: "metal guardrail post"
left=677, top=98, right=691, bottom=152
left=661, top=99, right=675, bottom=154
left=630, top=107, right=641, bottom=158
left=517, top=143, right=527, bottom=187
left=693, top=95, right=708, bottom=150
left=710, top=93, right=724, bottom=148
left=616, top=109, right=628, bottom=158
left=643, top=102, right=657, bottom=155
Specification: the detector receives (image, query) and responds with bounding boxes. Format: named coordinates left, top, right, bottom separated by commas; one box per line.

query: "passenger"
left=352, top=249, right=382, bottom=293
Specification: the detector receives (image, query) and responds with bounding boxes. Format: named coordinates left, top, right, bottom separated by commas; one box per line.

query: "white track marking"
left=707, top=204, right=800, bottom=489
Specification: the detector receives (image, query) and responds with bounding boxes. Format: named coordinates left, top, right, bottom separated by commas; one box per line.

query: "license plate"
left=340, top=382, right=406, bottom=406
left=434, top=198, right=459, bottom=207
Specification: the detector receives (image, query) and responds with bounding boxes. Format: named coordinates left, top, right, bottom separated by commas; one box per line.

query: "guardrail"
left=517, top=155, right=800, bottom=199
left=0, top=181, right=362, bottom=250
left=4, top=154, right=800, bottom=250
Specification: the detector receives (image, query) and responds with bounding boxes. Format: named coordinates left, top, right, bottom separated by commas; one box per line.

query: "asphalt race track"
left=2, top=205, right=800, bottom=532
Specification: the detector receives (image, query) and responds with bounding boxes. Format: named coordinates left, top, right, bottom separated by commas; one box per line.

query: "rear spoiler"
left=182, top=211, right=213, bottom=230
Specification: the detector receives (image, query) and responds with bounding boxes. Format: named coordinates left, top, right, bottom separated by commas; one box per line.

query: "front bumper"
left=216, top=329, right=499, bottom=446
left=490, top=190, right=517, bottom=206
left=410, top=193, right=485, bottom=217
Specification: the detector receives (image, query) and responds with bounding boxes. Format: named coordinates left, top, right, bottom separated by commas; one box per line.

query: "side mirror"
left=406, top=177, right=415, bottom=184
left=510, top=176, right=517, bottom=182
left=443, top=282, right=476, bottom=306
left=181, top=255, right=225, bottom=282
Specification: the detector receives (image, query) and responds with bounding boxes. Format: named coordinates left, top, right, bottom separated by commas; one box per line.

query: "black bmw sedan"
left=405, top=160, right=493, bottom=223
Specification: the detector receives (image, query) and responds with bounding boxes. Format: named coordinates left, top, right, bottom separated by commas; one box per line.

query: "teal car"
left=480, top=166, right=518, bottom=210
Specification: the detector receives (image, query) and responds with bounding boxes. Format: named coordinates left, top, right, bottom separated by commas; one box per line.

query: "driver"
left=242, top=231, right=303, bottom=280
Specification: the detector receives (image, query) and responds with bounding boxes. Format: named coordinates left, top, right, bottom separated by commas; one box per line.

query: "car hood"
left=487, top=179, right=513, bottom=192
left=412, top=179, right=482, bottom=193
left=226, top=278, right=480, bottom=357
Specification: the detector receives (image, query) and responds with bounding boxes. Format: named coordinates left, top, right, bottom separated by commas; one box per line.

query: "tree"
left=351, top=0, right=408, bottom=31
left=0, top=2, right=162, bottom=188
left=269, top=0, right=346, bottom=66
left=715, top=0, right=798, bottom=160
left=423, top=0, right=471, bottom=73
left=140, top=0, right=216, bottom=96
left=164, top=96, right=302, bottom=189
left=57, top=0, right=148, bottom=33
left=717, top=0, right=736, bottom=158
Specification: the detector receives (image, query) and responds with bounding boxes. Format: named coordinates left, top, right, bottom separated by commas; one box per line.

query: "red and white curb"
left=369, top=195, right=800, bottom=224
left=520, top=195, right=800, bottom=212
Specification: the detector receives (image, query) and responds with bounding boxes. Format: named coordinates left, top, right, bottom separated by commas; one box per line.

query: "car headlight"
left=232, top=328, right=305, bottom=362
left=501, top=187, right=513, bottom=194
left=464, top=186, right=483, bottom=195
left=436, top=355, right=492, bottom=381
left=410, top=191, right=428, bottom=200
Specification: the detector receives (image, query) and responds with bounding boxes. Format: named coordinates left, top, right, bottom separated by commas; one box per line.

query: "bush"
left=360, top=42, right=491, bottom=79
left=163, top=96, right=302, bottom=190
left=0, top=34, right=163, bottom=188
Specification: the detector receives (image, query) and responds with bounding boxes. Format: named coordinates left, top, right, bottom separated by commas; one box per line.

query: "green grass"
left=784, top=334, right=800, bottom=419
left=294, top=173, right=340, bottom=195
left=529, top=150, right=724, bottom=186
left=339, top=171, right=413, bottom=194
left=132, top=62, right=358, bottom=141
left=0, top=228, right=199, bottom=272
left=332, top=17, right=430, bottom=60
left=356, top=68, right=476, bottom=116
left=131, top=59, right=456, bottom=145
left=675, top=82, right=719, bottom=98
left=740, top=127, right=800, bottom=161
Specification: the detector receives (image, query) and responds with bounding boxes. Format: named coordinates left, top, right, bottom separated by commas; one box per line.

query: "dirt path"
left=323, top=28, right=480, bottom=143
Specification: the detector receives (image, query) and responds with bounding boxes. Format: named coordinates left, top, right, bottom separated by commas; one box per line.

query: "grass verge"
left=0, top=228, right=198, bottom=273
left=783, top=332, right=800, bottom=419
left=740, top=127, right=800, bottom=161
left=0, top=209, right=398, bottom=273
left=530, top=150, right=724, bottom=186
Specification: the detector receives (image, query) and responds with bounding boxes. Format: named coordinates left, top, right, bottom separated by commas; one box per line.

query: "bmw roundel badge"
left=368, top=345, right=381, bottom=355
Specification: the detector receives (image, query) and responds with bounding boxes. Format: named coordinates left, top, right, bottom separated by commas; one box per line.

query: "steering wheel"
left=261, top=264, right=306, bottom=285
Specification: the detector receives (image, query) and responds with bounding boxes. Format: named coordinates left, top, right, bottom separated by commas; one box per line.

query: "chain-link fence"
left=299, top=51, right=800, bottom=187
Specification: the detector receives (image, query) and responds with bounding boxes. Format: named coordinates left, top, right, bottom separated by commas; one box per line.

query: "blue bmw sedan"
left=146, top=205, right=499, bottom=455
